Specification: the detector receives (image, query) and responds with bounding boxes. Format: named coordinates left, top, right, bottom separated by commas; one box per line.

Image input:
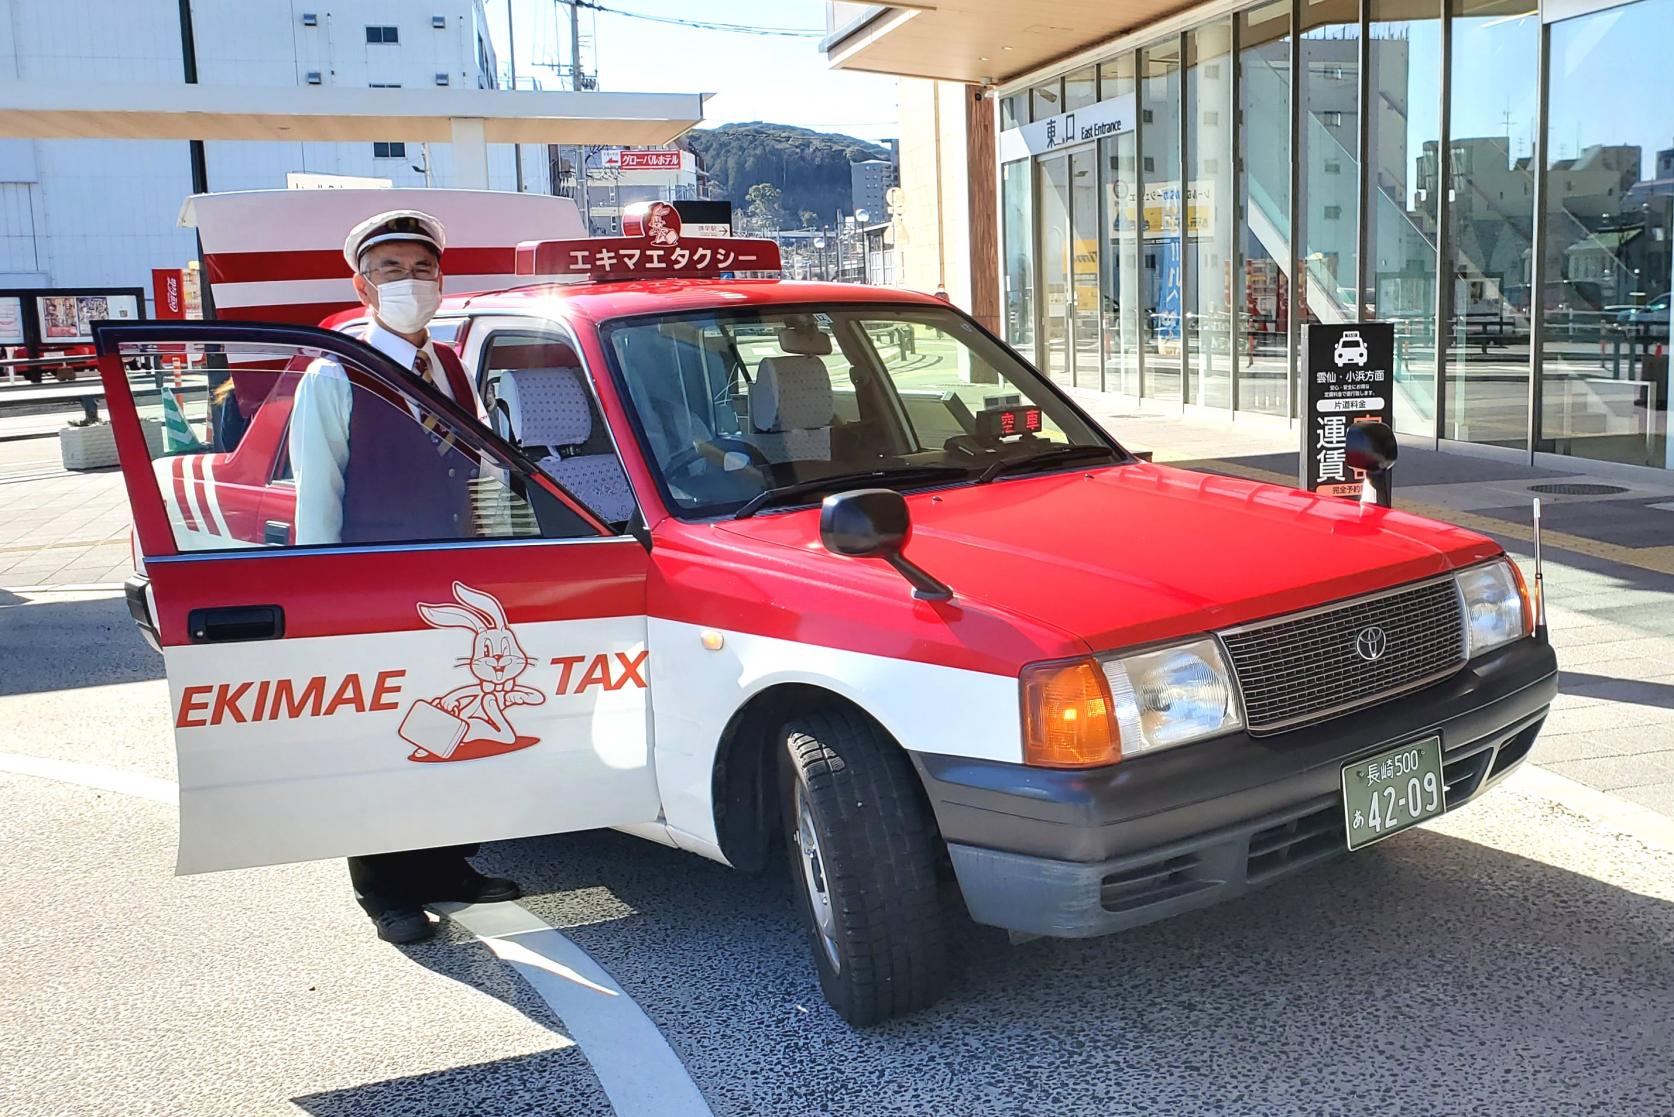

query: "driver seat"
left=749, top=355, right=834, bottom=462
left=493, top=367, right=635, bottom=524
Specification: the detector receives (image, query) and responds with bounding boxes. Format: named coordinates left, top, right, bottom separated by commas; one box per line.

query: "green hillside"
left=681, top=122, right=891, bottom=229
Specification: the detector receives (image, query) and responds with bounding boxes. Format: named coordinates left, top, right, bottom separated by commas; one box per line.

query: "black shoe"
left=435, top=870, right=521, bottom=905
left=373, top=908, right=435, bottom=944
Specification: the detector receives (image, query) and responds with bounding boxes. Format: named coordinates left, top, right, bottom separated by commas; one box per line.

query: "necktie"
left=414, top=348, right=490, bottom=535
left=412, top=349, right=457, bottom=456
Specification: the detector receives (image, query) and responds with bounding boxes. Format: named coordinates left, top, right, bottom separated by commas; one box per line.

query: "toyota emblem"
left=1354, top=626, right=1388, bottom=662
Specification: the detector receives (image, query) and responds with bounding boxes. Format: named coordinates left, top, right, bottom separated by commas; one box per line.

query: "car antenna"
left=1531, top=497, right=1548, bottom=641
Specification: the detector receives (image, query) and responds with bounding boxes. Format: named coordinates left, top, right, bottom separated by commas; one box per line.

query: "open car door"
left=96, top=321, right=659, bottom=873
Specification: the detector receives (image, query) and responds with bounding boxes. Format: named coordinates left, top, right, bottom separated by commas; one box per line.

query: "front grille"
left=1220, top=577, right=1465, bottom=733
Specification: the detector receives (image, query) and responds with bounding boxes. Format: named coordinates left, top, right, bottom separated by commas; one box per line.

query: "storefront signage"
left=152, top=269, right=185, bottom=319
left=1301, top=322, right=1396, bottom=498
left=618, top=150, right=683, bottom=171
left=999, top=92, right=1136, bottom=161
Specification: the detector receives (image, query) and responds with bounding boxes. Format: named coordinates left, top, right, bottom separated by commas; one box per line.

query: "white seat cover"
left=497, top=367, right=635, bottom=523
left=749, top=355, right=834, bottom=462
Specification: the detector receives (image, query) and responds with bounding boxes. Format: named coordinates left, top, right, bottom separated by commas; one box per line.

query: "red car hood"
left=716, top=463, right=1501, bottom=653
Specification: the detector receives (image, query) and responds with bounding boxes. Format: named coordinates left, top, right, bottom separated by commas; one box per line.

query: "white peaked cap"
left=343, top=209, right=447, bottom=271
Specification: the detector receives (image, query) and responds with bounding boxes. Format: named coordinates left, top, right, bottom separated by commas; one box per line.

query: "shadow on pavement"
left=0, top=592, right=162, bottom=694
left=1560, top=671, right=1674, bottom=709
left=291, top=1048, right=613, bottom=1117
left=392, top=821, right=1674, bottom=1117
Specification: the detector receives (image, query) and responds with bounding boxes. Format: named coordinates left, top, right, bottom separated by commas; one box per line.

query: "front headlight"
left=1456, top=558, right=1532, bottom=658
left=1101, top=637, right=1243, bottom=757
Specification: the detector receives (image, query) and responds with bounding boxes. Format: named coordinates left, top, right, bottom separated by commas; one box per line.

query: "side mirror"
left=1345, top=420, right=1398, bottom=473
left=820, top=489, right=952, bottom=601
left=1345, top=421, right=1397, bottom=508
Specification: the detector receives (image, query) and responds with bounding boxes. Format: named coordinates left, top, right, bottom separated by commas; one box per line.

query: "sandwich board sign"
left=1301, top=321, right=1395, bottom=499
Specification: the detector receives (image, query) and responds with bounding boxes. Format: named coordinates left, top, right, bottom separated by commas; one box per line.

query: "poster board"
left=36, top=292, right=141, bottom=343
left=0, top=296, right=23, bottom=344
left=1301, top=321, right=1395, bottom=498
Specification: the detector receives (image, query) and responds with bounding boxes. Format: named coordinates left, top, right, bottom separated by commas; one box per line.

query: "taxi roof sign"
left=515, top=199, right=780, bottom=280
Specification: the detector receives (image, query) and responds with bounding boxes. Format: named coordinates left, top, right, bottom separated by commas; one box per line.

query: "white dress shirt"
left=288, top=320, right=468, bottom=546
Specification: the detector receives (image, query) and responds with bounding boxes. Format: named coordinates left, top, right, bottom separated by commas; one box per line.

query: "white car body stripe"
left=198, top=457, right=232, bottom=538
left=211, top=275, right=520, bottom=310
left=183, top=455, right=214, bottom=536
left=647, top=618, right=1023, bottom=856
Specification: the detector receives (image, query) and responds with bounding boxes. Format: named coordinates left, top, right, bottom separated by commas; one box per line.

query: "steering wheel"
left=665, top=436, right=772, bottom=479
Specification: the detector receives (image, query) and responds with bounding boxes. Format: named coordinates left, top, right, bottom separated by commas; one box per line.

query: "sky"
left=480, top=0, right=901, bottom=142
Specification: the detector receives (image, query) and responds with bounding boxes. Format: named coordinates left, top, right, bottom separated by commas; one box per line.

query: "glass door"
left=1070, top=147, right=1103, bottom=388
left=1037, top=154, right=1074, bottom=386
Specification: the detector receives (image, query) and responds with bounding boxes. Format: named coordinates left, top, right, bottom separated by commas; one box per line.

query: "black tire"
left=779, top=707, right=948, bottom=1025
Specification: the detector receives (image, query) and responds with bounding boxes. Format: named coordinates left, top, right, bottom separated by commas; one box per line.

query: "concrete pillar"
left=450, top=117, right=489, bottom=189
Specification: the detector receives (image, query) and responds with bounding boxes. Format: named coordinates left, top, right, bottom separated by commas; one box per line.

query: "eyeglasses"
left=364, top=262, right=440, bottom=283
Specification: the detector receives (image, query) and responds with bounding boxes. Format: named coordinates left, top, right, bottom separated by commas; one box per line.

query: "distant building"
left=850, top=159, right=894, bottom=222
left=0, top=0, right=544, bottom=302
left=583, top=147, right=705, bottom=235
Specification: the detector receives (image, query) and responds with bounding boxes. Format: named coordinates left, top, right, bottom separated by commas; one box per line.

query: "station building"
left=0, top=0, right=544, bottom=302
left=824, top=0, right=1674, bottom=476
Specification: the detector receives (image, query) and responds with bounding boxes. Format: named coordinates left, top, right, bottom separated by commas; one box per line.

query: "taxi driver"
left=288, top=209, right=523, bottom=945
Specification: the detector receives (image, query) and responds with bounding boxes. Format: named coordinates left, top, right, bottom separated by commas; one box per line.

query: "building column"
left=965, top=84, right=999, bottom=336
left=450, top=117, right=490, bottom=189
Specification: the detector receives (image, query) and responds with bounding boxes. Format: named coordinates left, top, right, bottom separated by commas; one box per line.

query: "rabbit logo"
left=397, top=581, right=546, bottom=764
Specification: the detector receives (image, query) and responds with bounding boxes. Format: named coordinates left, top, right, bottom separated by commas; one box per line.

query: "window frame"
left=92, top=320, right=613, bottom=560
left=472, top=319, right=643, bottom=527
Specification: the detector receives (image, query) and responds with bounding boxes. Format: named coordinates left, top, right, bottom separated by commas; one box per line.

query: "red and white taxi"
left=100, top=190, right=1557, bottom=1025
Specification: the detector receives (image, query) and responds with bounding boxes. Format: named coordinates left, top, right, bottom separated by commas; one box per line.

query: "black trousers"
left=347, top=844, right=478, bottom=916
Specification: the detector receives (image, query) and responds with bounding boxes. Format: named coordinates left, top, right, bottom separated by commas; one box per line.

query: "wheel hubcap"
left=794, top=785, right=841, bottom=972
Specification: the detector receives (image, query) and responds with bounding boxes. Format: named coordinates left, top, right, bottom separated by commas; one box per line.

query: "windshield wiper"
left=732, top=465, right=971, bottom=519
left=975, top=443, right=1120, bottom=484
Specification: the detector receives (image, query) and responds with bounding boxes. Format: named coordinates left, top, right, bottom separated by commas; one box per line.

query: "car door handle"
left=187, top=605, right=285, bottom=644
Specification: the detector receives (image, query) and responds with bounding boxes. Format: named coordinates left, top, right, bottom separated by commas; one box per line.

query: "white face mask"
left=372, top=278, right=441, bottom=335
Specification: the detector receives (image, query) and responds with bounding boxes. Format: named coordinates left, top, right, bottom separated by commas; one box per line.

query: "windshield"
left=600, top=303, right=1119, bottom=517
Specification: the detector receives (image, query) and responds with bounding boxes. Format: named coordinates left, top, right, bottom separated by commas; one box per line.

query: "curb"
left=1510, top=764, right=1674, bottom=854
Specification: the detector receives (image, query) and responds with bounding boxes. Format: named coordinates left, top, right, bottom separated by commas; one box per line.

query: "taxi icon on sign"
left=1334, top=331, right=1369, bottom=368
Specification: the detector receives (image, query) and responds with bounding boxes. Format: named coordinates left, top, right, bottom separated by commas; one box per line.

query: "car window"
left=477, top=331, right=638, bottom=528
left=601, top=304, right=1112, bottom=518
left=111, top=338, right=592, bottom=552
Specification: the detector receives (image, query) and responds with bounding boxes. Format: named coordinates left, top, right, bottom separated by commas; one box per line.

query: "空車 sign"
left=1301, top=322, right=1395, bottom=499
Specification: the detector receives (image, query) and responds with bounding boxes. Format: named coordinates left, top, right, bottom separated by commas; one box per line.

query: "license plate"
left=1342, top=736, right=1446, bottom=850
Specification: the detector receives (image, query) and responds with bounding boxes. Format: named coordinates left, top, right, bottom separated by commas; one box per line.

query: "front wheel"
left=779, top=708, right=948, bottom=1025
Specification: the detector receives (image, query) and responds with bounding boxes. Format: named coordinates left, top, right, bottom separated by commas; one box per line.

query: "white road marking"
left=0, top=751, right=714, bottom=1117
left=436, top=901, right=715, bottom=1117
left=0, top=752, right=177, bottom=804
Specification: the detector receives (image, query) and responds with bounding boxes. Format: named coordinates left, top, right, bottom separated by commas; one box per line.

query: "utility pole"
left=507, top=0, right=523, bottom=191
left=176, top=0, right=215, bottom=317
left=564, top=0, right=592, bottom=232
left=177, top=0, right=207, bottom=196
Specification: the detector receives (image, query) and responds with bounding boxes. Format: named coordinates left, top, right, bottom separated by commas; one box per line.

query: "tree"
left=683, top=122, right=892, bottom=225
left=745, top=183, right=786, bottom=235
left=799, top=209, right=819, bottom=229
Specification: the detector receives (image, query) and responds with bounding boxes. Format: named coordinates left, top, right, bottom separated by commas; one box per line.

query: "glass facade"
left=1141, top=41, right=1184, bottom=400
left=997, top=0, right=1674, bottom=474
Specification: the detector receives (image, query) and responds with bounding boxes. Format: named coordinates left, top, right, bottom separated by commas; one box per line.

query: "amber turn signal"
left=1020, top=657, right=1120, bottom=768
left=1506, top=557, right=1536, bottom=637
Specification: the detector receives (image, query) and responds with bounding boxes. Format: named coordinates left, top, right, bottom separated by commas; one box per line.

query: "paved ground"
left=3, top=406, right=1674, bottom=1115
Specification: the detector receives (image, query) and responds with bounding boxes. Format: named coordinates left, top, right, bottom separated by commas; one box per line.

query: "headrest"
left=495, top=367, right=591, bottom=448
left=751, top=356, right=834, bottom=433
left=492, top=341, right=580, bottom=371
left=776, top=326, right=832, bottom=356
